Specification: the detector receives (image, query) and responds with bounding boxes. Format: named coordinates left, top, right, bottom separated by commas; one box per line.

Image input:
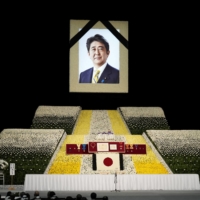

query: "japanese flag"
left=97, top=153, right=120, bottom=170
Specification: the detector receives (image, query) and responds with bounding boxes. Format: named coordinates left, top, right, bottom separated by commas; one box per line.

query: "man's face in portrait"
left=88, top=41, right=110, bottom=68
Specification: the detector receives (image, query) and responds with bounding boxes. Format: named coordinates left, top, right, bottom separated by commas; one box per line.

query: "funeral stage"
left=1, top=174, right=199, bottom=200
left=24, top=174, right=200, bottom=191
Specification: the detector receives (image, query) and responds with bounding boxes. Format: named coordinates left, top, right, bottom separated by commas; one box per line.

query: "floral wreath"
left=0, top=159, right=9, bottom=170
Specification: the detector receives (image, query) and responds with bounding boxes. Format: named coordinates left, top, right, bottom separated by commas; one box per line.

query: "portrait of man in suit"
left=79, top=34, right=119, bottom=84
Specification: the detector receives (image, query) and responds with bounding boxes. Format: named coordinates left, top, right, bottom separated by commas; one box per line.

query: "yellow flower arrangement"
left=108, top=110, right=130, bottom=135
left=48, top=158, right=82, bottom=174
left=48, top=110, right=169, bottom=174
left=48, top=135, right=85, bottom=174
left=73, top=110, right=92, bottom=135
left=124, top=135, right=169, bottom=174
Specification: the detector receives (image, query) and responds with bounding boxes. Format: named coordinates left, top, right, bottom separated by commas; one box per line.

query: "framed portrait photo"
left=69, top=20, right=128, bottom=93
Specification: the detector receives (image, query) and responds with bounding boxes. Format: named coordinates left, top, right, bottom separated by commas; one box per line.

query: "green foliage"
left=124, top=117, right=170, bottom=134
left=164, top=155, right=200, bottom=175
left=118, top=108, right=170, bottom=134
left=145, top=132, right=200, bottom=177
left=31, top=116, right=77, bottom=134
left=1, top=152, right=51, bottom=184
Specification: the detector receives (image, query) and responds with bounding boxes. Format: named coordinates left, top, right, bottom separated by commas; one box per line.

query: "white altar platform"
left=24, top=174, right=200, bottom=191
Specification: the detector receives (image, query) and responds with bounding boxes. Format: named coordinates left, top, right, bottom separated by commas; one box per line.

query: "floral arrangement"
left=146, top=130, right=200, bottom=175
left=0, top=128, right=65, bottom=184
left=1, top=108, right=199, bottom=185
left=31, top=106, right=81, bottom=134
left=73, top=110, right=92, bottom=135
left=118, top=107, right=166, bottom=118
left=32, top=106, right=82, bottom=118
left=47, top=110, right=135, bottom=174
left=0, top=159, right=8, bottom=170
left=124, top=134, right=171, bottom=174
left=47, top=110, right=170, bottom=175
left=118, top=107, right=170, bottom=134
left=95, top=130, right=115, bottom=140
left=107, top=110, right=131, bottom=135
left=46, top=135, right=84, bottom=174
left=88, top=110, right=113, bottom=134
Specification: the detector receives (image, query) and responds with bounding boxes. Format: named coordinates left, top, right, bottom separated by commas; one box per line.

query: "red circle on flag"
left=103, top=157, right=113, bottom=166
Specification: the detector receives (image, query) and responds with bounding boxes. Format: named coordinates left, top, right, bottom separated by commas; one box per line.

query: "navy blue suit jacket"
left=79, top=64, right=119, bottom=83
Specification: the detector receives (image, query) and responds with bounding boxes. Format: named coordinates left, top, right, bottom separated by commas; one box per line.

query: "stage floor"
left=0, top=185, right=200, bottom=200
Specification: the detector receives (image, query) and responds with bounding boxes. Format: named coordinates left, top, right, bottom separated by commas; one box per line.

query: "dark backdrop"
left=1, top=8, right=199, bottom=132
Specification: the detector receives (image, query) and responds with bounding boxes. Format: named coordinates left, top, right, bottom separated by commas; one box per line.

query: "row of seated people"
left=3, top=191, right=30, bottom=200
left=48, top=192, right=109, bottom=200
left=89, top=192, right=108, bottom=200
left=1, top=191, right=108, bottom=200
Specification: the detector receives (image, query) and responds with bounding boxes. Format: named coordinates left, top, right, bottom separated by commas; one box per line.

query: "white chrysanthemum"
left=118, top=107, right=166, bottom=118
left=89, top=110, right=113, bottom=134
left=146, top=130, right=200, bottom=156
left=0, top=129, right=65, bottom=150
left=33, top=106, right=81, bottom=118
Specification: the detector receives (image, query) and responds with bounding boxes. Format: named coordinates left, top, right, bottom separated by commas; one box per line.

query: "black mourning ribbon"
left=69, top=20, right=128, bottom=50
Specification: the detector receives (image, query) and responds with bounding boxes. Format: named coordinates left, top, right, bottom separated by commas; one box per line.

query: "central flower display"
left=47, top=110, right=170, bottom=175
